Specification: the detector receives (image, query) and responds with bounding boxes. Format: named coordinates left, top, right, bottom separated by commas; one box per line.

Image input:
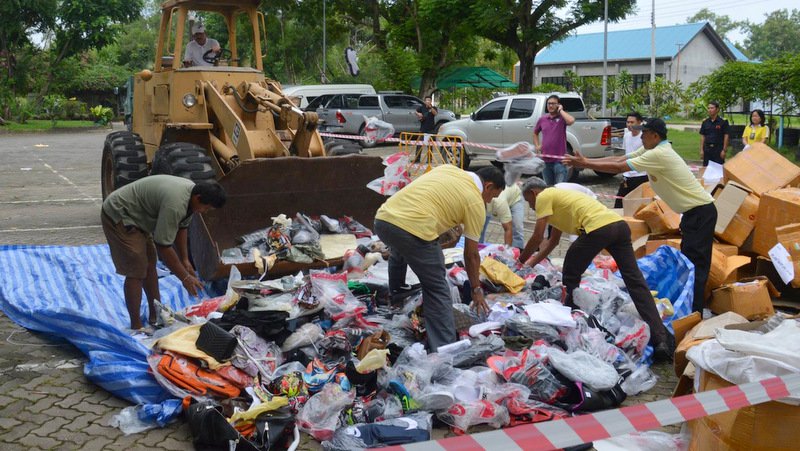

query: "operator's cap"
left=632, top=117, right=667, bottom=136
left=192, top=23, right=205, bottom=35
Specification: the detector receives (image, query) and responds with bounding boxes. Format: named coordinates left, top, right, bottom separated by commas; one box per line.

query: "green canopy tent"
left=411, top=66, right=517, bottom=90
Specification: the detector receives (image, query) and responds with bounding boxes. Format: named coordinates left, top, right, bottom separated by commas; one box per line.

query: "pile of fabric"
left=124, top=240, right=692, bottom=450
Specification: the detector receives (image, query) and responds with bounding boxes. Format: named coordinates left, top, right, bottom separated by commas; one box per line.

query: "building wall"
left=665, top=31, right=727, bottom=85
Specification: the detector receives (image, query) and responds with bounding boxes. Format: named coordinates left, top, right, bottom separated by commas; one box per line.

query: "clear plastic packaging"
left=296, top=383, right=356, bottom=441
left=620, top=364, right=658, bottom=396
left=437, top=400, right=509, bottom=434
left=281, top=322, right=324, bottom=352
left=547, top=348, right=620, bottom=391
left=311, top=271, right=366, bottom=321
left=321, top=412, right=432, bottom=450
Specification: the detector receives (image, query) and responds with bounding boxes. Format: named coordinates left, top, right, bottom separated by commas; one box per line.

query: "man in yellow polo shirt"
left=517, top=178, right=673, bottom=363
left=563, top=118, right=716, bottom=314
left=374, top=165, right=505, bottom=351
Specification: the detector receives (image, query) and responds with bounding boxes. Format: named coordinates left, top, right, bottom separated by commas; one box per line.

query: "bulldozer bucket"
left=189, top=154, right=387, bottom=280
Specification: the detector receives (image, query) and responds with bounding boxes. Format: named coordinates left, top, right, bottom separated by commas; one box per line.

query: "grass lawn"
left=1, top=119, right=101, bottom=132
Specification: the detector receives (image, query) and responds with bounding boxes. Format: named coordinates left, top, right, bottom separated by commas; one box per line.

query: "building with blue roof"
left=515, top=22, right=748, bottom=89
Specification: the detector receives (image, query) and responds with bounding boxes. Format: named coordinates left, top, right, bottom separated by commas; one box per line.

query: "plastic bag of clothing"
left=480, top=257, right=525, bottom=293
left=495, top=142, right=543, bottom=186
left=367, top=152, right=412, bottom=196
left=437, top=400, right=509, bottom=434
left=110, top=399, right=182, bottom=434
left=620, top=364, right=658, bottom=396
left=322, top=412, right=431, bottom=450
left=311, top=271, right=366, bottom=321
left=450, top=335, right=505, bottom=368
left=487, top=350, right=567, bottom=404
left=563, top=313, right=620, bottom=364
left=505, top=314, right=561, bottom=343
left=291, top=213, right=321, bottom=245
left=281, top=322, right=324, bottom=352
left=230, top=325, right=284, bottom=378
left=296, top=383, right=356, bottom=441
left=593, top=430, right=689, bottom=451
left=614, top=312, right=651, bottom=360
left=547, top=348, right=619, bottom=391
left=363, top=116, right=395, bottom=144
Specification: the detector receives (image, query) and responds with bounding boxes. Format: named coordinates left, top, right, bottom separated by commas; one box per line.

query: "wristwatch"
left=472, top=286, right=483, bottom=296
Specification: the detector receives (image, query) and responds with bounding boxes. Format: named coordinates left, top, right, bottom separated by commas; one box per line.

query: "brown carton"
left=722, top=142, right=800, bottom=195
left=774, top=223, right=800, bottom=288
left=623, top=216, right=649, bottom=242
left=712, top=182, right=760, bottom=247
left=622, top=182, right=655, bottom=217
left=709, top=276, right=777, bottom=320
left=634, top=199, right=680, bottom=234
left=752, top=188, right=800, bottom=256
left=689, top=370, right=800, bottom=451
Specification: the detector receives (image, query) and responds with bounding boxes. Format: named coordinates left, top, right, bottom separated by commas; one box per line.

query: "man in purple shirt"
left=533, top=94, right=575, bottom=185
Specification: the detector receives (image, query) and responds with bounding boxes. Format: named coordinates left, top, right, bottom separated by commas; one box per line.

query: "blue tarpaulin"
left=0, top=244, right=199, bottom=404
left=635, top=245, right=694, bottom=334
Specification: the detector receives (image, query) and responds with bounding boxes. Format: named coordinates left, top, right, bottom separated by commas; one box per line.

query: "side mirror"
left=470, top=112, right=475, bottom=120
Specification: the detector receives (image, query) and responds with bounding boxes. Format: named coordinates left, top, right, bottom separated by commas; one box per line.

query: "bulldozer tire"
left=101, top=131, right=147, bottom=199
left=151, top=142, right=216, bottom=184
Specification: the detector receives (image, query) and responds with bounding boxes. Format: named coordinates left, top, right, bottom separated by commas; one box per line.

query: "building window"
left=631, top=74, right=650, bottom=90
left=541, top=77, right=571, bottom=90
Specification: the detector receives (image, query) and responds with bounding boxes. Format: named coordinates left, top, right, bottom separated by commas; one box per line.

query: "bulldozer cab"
left=155, top=0, right=266, bottom=72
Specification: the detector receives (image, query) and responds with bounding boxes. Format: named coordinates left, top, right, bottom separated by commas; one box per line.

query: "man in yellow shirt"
left=374, top=165, right=505, bottom=351
left=517, top=179, right=673, bottom=363
left=563, top=118, right=716, bottom=314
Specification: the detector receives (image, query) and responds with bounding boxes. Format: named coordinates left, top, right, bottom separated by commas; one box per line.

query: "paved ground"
left=0, top=128, right=678, bottom=450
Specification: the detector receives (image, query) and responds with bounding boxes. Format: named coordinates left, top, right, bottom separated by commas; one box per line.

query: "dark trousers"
left=562, top=221, right=668, bottom=346
left=703, top=143, right=724, bottom=166
left=680, top=203, right=717, bottom=312
left=374, top=219, right=456, bottom=351
left=614, top=175, right=650, bottom=208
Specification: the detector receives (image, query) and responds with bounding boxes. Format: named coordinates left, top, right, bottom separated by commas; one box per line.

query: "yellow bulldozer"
left=101, top=0, right=385, bottom=280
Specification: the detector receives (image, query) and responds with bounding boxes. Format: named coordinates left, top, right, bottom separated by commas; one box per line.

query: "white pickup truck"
left=438, top=93, right=620, bottom=178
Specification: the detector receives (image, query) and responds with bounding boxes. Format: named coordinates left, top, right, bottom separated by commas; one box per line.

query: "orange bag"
left=156, top=352, right=241, bottom=399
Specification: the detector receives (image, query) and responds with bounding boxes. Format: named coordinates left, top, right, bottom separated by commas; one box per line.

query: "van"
left=281, top=84, right=376, bottom=109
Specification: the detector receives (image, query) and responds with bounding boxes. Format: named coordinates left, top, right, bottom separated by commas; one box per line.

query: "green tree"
left=468, top=0, right=635, bottom=93
left=744, top=9, right=800, bottom=60
left=37, top=0, right=143, bottom=100
left=686, top=8, right=746, bottom=41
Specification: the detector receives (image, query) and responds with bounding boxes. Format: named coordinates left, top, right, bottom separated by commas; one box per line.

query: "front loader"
left=101, top=0, right=385, bottom=280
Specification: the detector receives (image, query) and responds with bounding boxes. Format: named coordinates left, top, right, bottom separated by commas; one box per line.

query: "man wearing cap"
left=183, top=23, right=221, bottom=67
left=516, top=177, right=674, bottom=363
left=374, top=166, right=505, bottom=351
left=563, top=118, right=716, bottom=314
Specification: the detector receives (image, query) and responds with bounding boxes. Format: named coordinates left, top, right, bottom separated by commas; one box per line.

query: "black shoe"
left=652, top=333, right=676, bottom=364
left=390, top=284, right=421, bottom=303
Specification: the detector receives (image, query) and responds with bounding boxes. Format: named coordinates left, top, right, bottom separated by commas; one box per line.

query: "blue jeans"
left=542, top=162, right=568, bottom=185
left=479, top=200, right=526, bottom=249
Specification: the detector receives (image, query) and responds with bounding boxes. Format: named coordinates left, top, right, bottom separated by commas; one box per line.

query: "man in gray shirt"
left=101, top=175, right=226, bottom=331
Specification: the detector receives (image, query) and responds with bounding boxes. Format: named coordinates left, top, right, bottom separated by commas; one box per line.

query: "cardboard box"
left=722, top=142, right=800, bottom=195
left=709, top=276, right=777, bottom=320
left=712, top=182, right=760, bottom=247
left=689, top=369, right=800, bottom=451
left=754, top=256, right=800, bottom=301
left=644, top=237, right=681, bottom=255
left=774, top=223, right=800, bottom=288
left=634, top=199, right=681, bottom=234
left=622, top=182, right=655, bottom=217
left=752, top=188, right=800, bottom=256
left=623, top=216, right=649, bottom=242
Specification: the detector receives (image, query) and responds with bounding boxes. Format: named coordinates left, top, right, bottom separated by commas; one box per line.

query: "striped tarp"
left=0, top=244, right=199, bottom=404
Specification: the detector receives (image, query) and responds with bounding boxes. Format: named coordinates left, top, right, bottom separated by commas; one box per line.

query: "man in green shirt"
left=101, top=175, right=227, bottom=331
left=563, top=118, right=717, bottom=313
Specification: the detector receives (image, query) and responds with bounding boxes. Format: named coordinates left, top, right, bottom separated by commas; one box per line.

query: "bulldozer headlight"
left=182, top=94, right=197, bottom=108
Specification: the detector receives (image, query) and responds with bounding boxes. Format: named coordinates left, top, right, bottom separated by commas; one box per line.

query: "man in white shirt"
left=614, top=112, right=648, bottom=208
left=183, top=23, right=221, bottom=67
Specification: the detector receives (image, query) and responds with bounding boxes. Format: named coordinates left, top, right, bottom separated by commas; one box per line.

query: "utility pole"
left=650, top=0, right=656, bottom=106
left=322, top=0, right=327, bottom=83
left=601, top=0, right=608, bottom=117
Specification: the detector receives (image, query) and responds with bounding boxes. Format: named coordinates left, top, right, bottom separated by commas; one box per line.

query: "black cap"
left=632, top=118, right=668, bottom=137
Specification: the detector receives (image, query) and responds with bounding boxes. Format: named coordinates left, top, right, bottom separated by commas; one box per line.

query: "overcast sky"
left=575, top=0, right=798, bottom=44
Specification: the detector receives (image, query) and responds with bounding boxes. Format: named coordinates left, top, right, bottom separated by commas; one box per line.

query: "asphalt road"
left=0, top=128, right=678, bottom=450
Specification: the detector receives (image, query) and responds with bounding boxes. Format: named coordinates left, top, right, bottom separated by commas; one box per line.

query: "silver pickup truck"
left=437, top=93, right=620, bottom=177
left=310, top=93, right=457, bottom=147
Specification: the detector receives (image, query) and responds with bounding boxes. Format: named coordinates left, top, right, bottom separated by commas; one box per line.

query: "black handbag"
left=196, top=321, right=238, bottom=362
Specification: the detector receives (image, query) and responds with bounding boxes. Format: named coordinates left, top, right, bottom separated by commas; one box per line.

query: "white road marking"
left=0, top=225, right=102, bottom=233
left=0, top=198, right=101, bottom=204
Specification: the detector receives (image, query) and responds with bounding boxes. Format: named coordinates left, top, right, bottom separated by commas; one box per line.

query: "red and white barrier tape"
left=384, top=373, right=800, bottom=451
left=319, top=132, right=525, bottom=153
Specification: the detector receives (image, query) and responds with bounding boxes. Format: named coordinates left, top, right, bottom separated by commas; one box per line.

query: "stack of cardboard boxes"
left=617, top=142, right=800, bottom=320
